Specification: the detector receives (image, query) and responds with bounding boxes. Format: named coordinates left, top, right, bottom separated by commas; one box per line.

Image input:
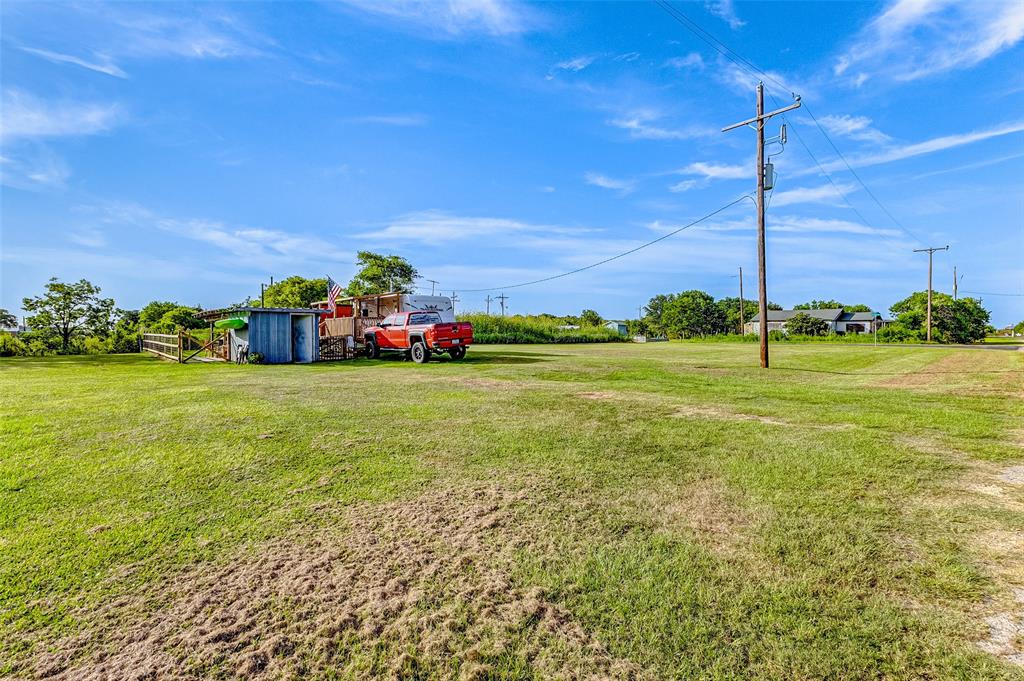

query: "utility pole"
left=738, top=266, right=745, bottom=334
left=485, top=295, right=493, bottom=315
left=496, top=293, right=508, bottom=316
left=450, top=290, right=459, bottom=315
left=913, top=245, right=948, bottom=342
left=723, top=82, right=801, bottom=368
left=953, top=266, right=963, bottom=300
left=427, top=279, right=439, bottom=295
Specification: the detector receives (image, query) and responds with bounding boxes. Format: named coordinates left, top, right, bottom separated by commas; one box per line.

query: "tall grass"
left=459, top=314, right=625, bottom=344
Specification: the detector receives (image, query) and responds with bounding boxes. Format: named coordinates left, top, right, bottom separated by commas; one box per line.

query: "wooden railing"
left=142, top=330, right=229, bottom=363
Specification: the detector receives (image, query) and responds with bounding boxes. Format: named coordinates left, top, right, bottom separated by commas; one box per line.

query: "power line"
left=454, top=194, right=751, bottom=293
left=652, top=0, right=925, bottom=248
left=960, top=290, right=1024, bottom=297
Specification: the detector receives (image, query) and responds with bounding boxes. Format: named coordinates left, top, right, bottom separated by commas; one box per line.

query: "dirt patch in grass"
left=875, top=352, right=1024, bottom=397
left=1000, top=466, right=1024, bottom=486
left=633, top=477, right=764, bottom=557
left=28, top=484, right=649, bottom=680
left=977, top=587, right=1024, bottom=667
left=577, top=391, right=617, bottom=401
left=672, top=404, right=854, bottom=431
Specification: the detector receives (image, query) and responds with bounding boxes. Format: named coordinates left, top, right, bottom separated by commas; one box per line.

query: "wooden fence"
left=142, top=330, right=229, bottom=363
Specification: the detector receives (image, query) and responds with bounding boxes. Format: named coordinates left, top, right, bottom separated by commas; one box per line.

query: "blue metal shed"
left=224, top=308, right=327, bottom=364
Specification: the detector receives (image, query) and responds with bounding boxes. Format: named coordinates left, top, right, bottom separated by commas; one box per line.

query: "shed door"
left=291, top=314, right=314, bottom=363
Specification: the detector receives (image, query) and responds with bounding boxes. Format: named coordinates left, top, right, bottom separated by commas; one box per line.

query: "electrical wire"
left=653, top=0, right=926, bottom=248
left=452, top=194, right=752, bottom=293
left=960, top=291, right=1024, bottom=297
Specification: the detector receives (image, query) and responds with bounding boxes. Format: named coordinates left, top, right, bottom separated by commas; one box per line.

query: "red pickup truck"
left=364, top=311, right=473, bottom=363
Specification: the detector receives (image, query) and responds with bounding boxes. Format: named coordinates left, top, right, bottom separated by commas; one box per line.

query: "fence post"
left=177, top=330, right=183, bottom=363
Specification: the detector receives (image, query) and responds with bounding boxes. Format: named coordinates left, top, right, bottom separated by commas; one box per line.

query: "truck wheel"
left=449, top=346, right=466, bottom=360
left=410, top=341, right=430, bottom=364
left=365, top=337, right=380, bottom=359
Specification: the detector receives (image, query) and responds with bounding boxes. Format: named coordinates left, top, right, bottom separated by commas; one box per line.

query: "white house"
left=744, top=308, right=889, bottom=335
left=604, top=320, right=629, bottom=336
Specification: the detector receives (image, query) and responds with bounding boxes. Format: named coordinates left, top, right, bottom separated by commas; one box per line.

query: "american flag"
left=326, top=276, right=343, bottom=312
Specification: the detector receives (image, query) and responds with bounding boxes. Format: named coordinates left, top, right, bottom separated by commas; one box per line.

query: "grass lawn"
left=2, top=343, right=1023, bottom=679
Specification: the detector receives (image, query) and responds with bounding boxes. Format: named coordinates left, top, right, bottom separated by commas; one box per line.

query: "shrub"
left=878, top=324, right=920, bottom=343
left=0, top=332, right=27, bottom=357
left=458, top=314, right=624, bottom=344
left=785, top=312, right=829, bottom=336
left=248, top=351, right=265, bottom=364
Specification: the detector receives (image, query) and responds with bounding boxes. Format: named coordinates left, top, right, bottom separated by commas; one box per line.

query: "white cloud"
left=664, top=52, right=704, bottom=70
left=69, top=227, right=107, bottom=248
left=808, top=119, right=1024, bottom=173
left=555, top=56, right=596, bottom=72
left=816, top=114, right=890, bottom=144
left=332, top=0, right=543, bottom=37
left=668, top=179, right=699, bottom=193
left=20, top=47, right=128, bottom=78
left=0, top=146, right=71, bottom=190
left=0, top=90, right=122, bottom=142
left=614, top=52, right=641, bottom=62
left=539, top=185, right=556, bottom=193
left=345, top=114, right=428, bottom=126
left=353, top=210, right=594, bottom=245
left=584, top=172, right=635, bottom=194
left=770, top=182, right=858, bottom=207
left=706, top=0, right=745, bottom=30
left=608, top=110, right=707, bottom=141
left=834, top=0, right=1024, bottom=84
left=90, top=202, right=352, bottom=267
left=676, top=161, right=749, bottom=180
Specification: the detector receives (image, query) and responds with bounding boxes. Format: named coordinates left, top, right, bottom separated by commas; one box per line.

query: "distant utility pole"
left=738, top=266, right=745, bottom=334
left=485, top=295, right=493, bottom=315
left=496, top=293, right=508, bottom=316
left=450, top=290, right=459, bottom=315
left=426, top=279, right=439, bottom=295
left=913, top=245, right=948, bottom=342
left=953, top=266, right=963, bottom=300
left=723, top=82, right=801, bottom=368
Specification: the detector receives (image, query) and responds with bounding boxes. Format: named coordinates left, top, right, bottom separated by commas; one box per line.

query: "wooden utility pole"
left=738, top=266, right=745, bottom=334
left=450, top=290, right=459, bottom=315
left=427, top=279, right=439, bottom=295
left=913, top=245, right=948, bottom=342
left=496, top=293, right=508, bottom=316
left=722, top=83, right=801, bottom=368
left=485, top=295, right=493, bottom=315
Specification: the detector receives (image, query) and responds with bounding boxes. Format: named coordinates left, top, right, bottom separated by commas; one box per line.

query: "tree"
left=794, top=299, right=871, bottom=312
left=889, top=291, right=989, bottom=343
left=716, top=297, right=758, bottom=334
left=579, top=309, right=603, bottom=327
left=661, top=290, right=727, bottom=338
left=140, top=301, right=182, bottom=328
left=22, top=278, right=115, bottom=354
left=0, top=308, right=17, bottom=329
left=932, top=297, right=990, bottom=344
left=346, top=252, right=418, bottom=295
left=260, top=276, right=328, bottom=308
left=156, top=307, right=205, bottom=332
left=785, top=312, right=829, bottom=336
left=1015, top=320, right=1024, bottom=335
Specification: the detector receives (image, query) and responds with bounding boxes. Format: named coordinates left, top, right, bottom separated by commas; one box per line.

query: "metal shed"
left=200, top=307, right=327, bottom=364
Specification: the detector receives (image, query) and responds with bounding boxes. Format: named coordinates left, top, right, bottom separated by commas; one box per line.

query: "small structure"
left=604, top=320, right=629, bottom=336
left=318, top=293, right=455, bottom=340
left=744, top=308, right=891, bottom=335
left=197, top=307, right=327, bottom=363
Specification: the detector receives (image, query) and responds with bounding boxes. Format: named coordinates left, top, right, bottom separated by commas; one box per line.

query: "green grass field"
left=2, top=344, right=1023, bottom=679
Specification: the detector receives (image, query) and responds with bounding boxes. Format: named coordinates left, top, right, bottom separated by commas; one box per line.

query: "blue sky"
left=2, top=0, right=1022, bottom=324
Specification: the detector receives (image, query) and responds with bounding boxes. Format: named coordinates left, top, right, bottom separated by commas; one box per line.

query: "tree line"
left=0, top=252, right=419, bottom=357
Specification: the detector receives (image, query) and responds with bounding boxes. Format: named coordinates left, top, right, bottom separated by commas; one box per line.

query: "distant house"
left=744, top=308, right=890, bottom=335
left=604, top=320, right=629, bottom=336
